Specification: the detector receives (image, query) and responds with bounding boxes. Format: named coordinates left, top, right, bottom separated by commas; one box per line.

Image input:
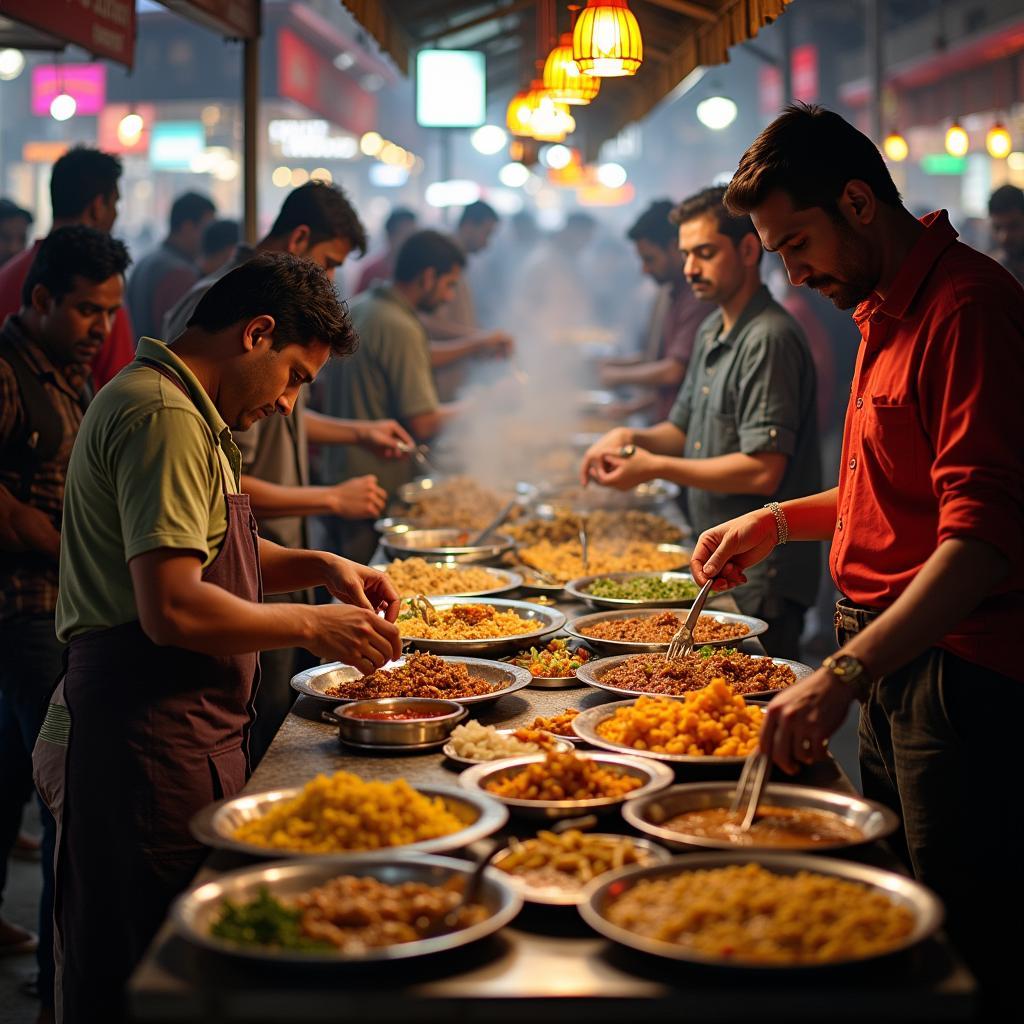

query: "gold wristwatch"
left=821, top=653, right=872, bottom=702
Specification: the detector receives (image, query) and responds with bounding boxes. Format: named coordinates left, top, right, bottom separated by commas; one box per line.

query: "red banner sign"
left=161, top=0, right=260, bottom=40
left=1, top=0, right=135, bottom=67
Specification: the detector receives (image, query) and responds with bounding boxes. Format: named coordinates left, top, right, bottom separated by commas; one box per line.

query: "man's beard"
left=806, top=225, right=878, bottom=309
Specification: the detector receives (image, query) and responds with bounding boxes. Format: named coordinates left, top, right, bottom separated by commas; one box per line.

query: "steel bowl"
left=502, top=637, right=593, bottom=689
left=579, top=852, right=943, bottom=968
left=173, top=853, right=522, bottom=963
left=442, top=729, right=573, bottom=766
left=458, top=751, right=673, bottom=820
left=622, top=783, right=900, bottom=853
left=492, top=834, right=671, bottom=906
left=379, top=528, right=516, bottom=565
left=372, top=562, right=524, bottom=600
left=333, top=698, right=467, bottom=749
left=570, top=699, right=758, bottom=766
left=373, top=516, right=417, bottom=535
left=398, top=597, right=566, bottom=656
left=292, top=655, right=533, bottom=707
left=190, top=783, right=509, bottom=860
left=575, top=652, right=812, bottom=702
left=564, top=571, right=701, bottom=610
left=565, top=607, right=767, bottom=655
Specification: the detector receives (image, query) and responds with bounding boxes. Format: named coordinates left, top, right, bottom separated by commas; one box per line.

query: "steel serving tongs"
left=471, top=496, right=518, bottom=546
left=410, top=593, right=438, bottom=625
left=396, top=441, right=437, bottom=476
left=577, top=513, right=590, bottom=574
left=729, top=750, right=771, bottom=832
left=665, top=576, right=716, bottom=661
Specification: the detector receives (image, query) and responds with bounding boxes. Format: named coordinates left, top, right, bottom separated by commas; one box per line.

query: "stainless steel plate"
left=173, top=854, right=522, bottom=963
left=565, top=608, right=767, bottom=655
left=190, top=783, right=509, bottom=860
left=575, top=652, right=812, bottom=701
left=371, top=562, right=524, bottom=599
left=579, top=852, right=943, bottom=968
left=291, top=655, right=533, bottom=706
left=571, top=699, right=756, bottom=765
left=458, top=751, right=673, bottom=820
left=396, top=477, right=538, bottom=507
left=398, top=597, right=566, bottom=656
left=564, top=571, right=700, bottom=610
left=535, top=480, right=682, bottom=515
left=379, top=529, right=516, bottom=565
left=622, top=783, right=900, bottom=852
left=503, top=637, right=593, bottom=689
left=493, top=835, right=671, bottom=906
left=442, top=729, right=573, bottom=766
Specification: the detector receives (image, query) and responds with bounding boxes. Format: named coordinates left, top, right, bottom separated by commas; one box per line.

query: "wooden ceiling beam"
left=415, top=0, right=536, bottom=44
left=641, top=0, right=718, bottom=23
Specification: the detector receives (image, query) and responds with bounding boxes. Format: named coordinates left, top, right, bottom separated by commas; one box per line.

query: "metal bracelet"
left=763, top=501, right=788, bottom=545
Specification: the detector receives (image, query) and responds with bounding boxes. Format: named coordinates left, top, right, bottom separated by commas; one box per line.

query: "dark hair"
left=201, top=218, right=240, bottom=257
left=21, top=225, right=130, bottom=307
left=671, top=186, right=758, bottom=249
left=50, top=147, right=122, bottom=220
left=170, top=191, right=216, bottom=232
left=627, top=200, right=677, bottom=247
left=724, top=104, right=902, bottom=217
left=186, top=251, right=356, bottom=357
left=458, top=200, right=498, bottom=228
left=385, top=207, right=417, bottom=239
left=989, top=184, right=1024, bottom=216
left=0, top=198, right=32, bottom=226
left=394, top=230, right=466, bottom=283
left=267, top=181, right=367, bottom=255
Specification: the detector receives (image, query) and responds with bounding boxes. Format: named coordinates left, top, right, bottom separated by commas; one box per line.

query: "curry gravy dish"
left=662, top=805, right=865, bottom=848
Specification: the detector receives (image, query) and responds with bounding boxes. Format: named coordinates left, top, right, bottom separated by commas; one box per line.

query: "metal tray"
left=492, top=834, right=671, bottom=906
left=173, top=854, right=522, bottom=963
left=622, top=783, right=900, bottom=853
left=442, top=729, right=573, bottom=766
left=574, top=652, right=813, bottom=701
left=396, top=477, right=538, bottom=508
left=380, top=529, right=516, bottom=565
left=371, top=562, right=524, bottom=599
left=535, top=479, right=682, bottom=515
left=398, top=597, right=566, bottom=656
left=564, top=571, right=700, bottom=610
left=565, top=608, right=768, bottom=655
left=570, top=699, right=756, bottom=766
left=458, top=751, right=673, bottom=820
left=291, top=656, right=533, bottom=706
left=579, top=853, right=943, bottom=968
left=190, top=783, right=508, bottom=860
left=502, top=638, right=593, bottom=690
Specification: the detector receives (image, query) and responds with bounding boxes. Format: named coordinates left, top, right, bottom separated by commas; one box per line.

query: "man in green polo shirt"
left=34, top=252, right=402, bottom=1024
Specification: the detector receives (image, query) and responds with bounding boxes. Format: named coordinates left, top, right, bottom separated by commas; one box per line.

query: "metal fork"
left=665, top=576, right=716, bottom=661
left=729, top=750, right=771, bottom=832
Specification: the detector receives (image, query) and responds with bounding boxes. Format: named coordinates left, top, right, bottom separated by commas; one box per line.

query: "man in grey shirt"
left=581, top=186, right=820, bottom=658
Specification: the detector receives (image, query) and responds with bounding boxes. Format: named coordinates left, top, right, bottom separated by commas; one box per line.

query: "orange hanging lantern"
left=543, top=31, right=600, bottom=104
left=572, top=0, right=643, bottom=78
left=506, top=89, right=534, bottom=137
left=523, top=79, right=575, bottom=142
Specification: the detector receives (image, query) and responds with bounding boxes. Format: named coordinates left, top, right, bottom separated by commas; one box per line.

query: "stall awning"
left=340, top=0, right=792, bottom=150
left=0, top=0, right=136, bottom=67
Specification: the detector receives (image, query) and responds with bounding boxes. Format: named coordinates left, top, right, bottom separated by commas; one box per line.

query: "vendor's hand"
left=689, top=509, right=778, bottom=593
left=320, top=556, right=401, bottom=622
left=326, top=475, right=388, bottom=519
left=759, top=668, right=854, bottom=775
left=307, top=603, right=401, bottom=673
left=356, top=419, right=415, bottom=459
left=590, top=447, right=660, bottom=491
left=478, top=331, right=514, bottom=358
left=579, top=427, right=633, bottom=486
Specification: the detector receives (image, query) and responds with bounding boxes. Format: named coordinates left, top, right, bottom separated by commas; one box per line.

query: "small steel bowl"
left=379, top=528, right=516, bottom=565
left=334, top=697, right=467, bottom=749
left=564, top=571, right=701, bottom=610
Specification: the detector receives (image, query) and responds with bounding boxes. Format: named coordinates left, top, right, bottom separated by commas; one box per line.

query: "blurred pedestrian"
left=0, top=199, right=32, bottom=266
left=354, top=206, right=417, bottom=293
left=198, top=218, right=240, bottom=277
left=0, top=148, right=135, bottom=390
left=988, top=184, right=1024, bottom=283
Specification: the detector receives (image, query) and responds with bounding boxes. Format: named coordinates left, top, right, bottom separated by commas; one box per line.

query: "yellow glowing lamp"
left=506, top=89, right=534, bottom=137
left=543, top=32, right=600, bottom=104
left=986, top=122, right=1012, bottom=159
left=882, top=132, right=909, bottom=162
left=945, top=122, right=969, bottom=157
left=573, top=0, right=643, bottom=78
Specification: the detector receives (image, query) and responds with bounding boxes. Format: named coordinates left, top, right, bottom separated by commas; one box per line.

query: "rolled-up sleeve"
left=921, top=299, right=1024, bottom=565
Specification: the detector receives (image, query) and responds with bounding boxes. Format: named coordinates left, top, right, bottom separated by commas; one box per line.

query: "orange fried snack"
left=484, top=750, right=643, bottom=802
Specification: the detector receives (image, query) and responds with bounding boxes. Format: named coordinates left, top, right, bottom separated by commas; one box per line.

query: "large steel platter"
left=371, top=562, right=524, bottom=599
left=291, top=655, right=533, bottom=706
left=396, top=477, right=538, bottom=507
left=379, top=528, right=516, bottom=565
left=398, top=597, right=566, bottom=656
left=579, top=852, right=943, bottom=968
left=574, top=652, right=813, bottom=701
left=190, top=783, right=508, bottom=860
left=564, top=571, right=700, bottom=610
left=622, top=782, right=900, bottom=853
left=564, top=607, right=767, bottom=655
left=534, top=479, right=682, bottom=515
left=173, top=854, right=522, bottom=963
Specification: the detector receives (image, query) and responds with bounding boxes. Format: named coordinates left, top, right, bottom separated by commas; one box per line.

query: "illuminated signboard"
left=416, top=50, right=486, bottom=128
left=150, top=122, right=206, bottom=169
left=32, top=64, right=106, bottom=117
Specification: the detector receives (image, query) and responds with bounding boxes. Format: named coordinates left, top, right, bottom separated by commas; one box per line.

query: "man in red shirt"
left=689, top=104, right=1022, bottom=1012
left=0, top=148, right=135, bottom=391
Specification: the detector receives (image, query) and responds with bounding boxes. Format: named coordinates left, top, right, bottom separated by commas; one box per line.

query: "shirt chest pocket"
left=862, top=400, right=925, bottom=482
left=701, top=410, right=740, bottom=457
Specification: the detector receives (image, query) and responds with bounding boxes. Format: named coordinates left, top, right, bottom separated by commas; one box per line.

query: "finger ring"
left=618, top=444, right=636, bottom=459
left=801, top=739, right=812, bottom=752
left=822, top=738, right=830, bottom=749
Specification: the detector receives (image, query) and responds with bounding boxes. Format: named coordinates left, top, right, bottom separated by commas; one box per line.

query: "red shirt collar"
left=853, top=210, right=959, bottom=327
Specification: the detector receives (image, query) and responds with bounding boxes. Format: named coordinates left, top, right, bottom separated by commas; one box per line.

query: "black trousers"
left=837, top=599, right=1021, bottom=1018
left=732, top=590, right=806, bottom=661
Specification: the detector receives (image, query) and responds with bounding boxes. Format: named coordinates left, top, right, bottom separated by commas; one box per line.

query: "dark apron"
left=34, top=364, right=262, bottom=1024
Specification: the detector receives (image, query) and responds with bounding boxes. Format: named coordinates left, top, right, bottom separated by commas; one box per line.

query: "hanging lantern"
left=882, top=131, right=909, bottom=162
left=945, top=121, right=969, bottom=157
left=522, top=80, right=575, bottom=142
left=986, top=122, right=1012, bottom=159
left=543, top=32, right=600, bottom=104
left=572, top=0, right=643, bottom=78
left=506, top=89, right=534, bottom=137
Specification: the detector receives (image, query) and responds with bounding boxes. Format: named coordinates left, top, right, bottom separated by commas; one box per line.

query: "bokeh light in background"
left=696, top=95, right=738, bottom=130
left=271, top=166, right=291, bottom=188
left=986, top=123, right=1012, bottom=159
left=471, top=124, right=508, bottom=154
left=117, top=112, right=145, bottom=146
left=50, top=93, right=76, bottom=121
left=543, top=144, right=572, bottom=170
left=945, top=122, right=969, bottom=157
left=498, top=162, right=531, bottom=188
left=0, top=49, right=26, bottom=81
left=359, top=131, right=384, bottom=156
left=596, top=161, right=627, bottom=188
left=883, top=132, right=909, bottom=162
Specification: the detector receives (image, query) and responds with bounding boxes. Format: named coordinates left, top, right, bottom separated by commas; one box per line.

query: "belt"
left=833, top=597, right=884, bottom=635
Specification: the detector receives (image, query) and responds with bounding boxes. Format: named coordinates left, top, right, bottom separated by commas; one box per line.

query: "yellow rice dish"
left=398, top=602, right=536, bottom=641
left=382, top=558, right=505, bottom=597
left=232, top=772, right=465, bottom=853
left=518, top=540, right=687, bottom=584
